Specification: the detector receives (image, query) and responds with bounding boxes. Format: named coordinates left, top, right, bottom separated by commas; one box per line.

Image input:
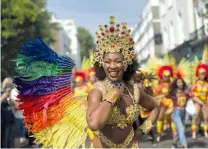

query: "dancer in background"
left=146, top=55, right=176, bottom=142
left=87, top=67, right=96, bottom=89
left=168, top=58, right=192, bottom=148
left=135, top=69, right=157, bottom=144
left=73, top=71, right=89, bottom=100
left=191, top=61, right=208, bottom=139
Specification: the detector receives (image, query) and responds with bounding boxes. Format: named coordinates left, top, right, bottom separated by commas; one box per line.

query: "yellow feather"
left=202, top=44, right=208, bottom=63
left=177, top=58, right=192, bottom=85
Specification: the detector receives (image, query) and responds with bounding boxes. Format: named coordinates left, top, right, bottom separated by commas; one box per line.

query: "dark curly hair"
left=168, top=78, right=187, bottom=97
left=94, top=59, right=139, bottom=83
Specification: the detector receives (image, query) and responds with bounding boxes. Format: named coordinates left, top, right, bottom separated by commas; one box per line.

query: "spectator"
left=1, top=77, right=16, bottom=148
left=10, top=88, right=27, bottom=147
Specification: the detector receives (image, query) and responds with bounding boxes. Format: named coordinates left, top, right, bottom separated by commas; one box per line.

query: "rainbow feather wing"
left=14, top=38, right=88, bottom=148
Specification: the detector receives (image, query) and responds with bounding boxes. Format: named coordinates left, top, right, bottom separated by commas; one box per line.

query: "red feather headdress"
left=88, top=67, right=95, bottom=76
left=74, top=72, right=86, bottom=82
left=196, top=64, right=208, bottom=77
left=157, top=65, right=174, bottom=80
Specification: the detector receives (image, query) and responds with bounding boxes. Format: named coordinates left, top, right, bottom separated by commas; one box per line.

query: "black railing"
left=190, top=25, right=206, bottom=40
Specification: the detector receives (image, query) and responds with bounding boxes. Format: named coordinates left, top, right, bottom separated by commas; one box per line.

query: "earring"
left=124, top=67, right=127, bottom=72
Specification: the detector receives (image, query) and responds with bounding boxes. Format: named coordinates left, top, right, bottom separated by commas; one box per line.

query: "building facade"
left=50, top=24, right=71, bottom=55
left=51, top=14, right=81, bottom=70
left=159, top=0, right=197, bottom=53
left=132, top=0, right=163, bottom=66
left=160, top=0, right=208, bottom=62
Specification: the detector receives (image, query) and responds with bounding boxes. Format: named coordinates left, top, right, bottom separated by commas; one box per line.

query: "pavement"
left=140, top=124, right=208, bottom=148
left=22, top=124, right=208, bottom=148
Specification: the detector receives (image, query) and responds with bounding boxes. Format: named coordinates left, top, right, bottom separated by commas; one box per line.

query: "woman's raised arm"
left=87, top=88, right=119, bottom=131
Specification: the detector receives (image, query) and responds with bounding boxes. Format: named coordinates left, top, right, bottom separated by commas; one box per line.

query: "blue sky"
left=46, top=0, right=146, bottom=37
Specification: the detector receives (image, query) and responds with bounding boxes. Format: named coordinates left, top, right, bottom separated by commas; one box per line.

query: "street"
left=140, top=124, right=208, bottom=148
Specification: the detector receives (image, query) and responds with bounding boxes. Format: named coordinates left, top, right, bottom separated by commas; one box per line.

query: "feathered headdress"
left=74, top=72, right=86, bottom=82
left=176, top=58, right=192, bottom=85
left=88, top=67, right=95, bottom=76
left=195, top=64, right=208, bottom=77
left=192, top=44, right=208, bottom=83
left=93, top=16, right=136, bottom=70
left=146, top=53, right=176, bottom=81
left=157, top=65, right=174, bottom=80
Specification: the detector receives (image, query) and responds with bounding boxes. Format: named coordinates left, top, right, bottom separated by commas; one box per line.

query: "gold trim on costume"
left=94, top=128, right=134, bottom=148
left=139, top=120, right=153, bottom=135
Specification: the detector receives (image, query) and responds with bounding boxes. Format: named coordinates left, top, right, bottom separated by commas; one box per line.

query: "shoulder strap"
left=133, top=83, right=140, bottom=104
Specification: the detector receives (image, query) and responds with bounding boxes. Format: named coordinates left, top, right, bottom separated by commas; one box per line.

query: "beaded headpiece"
left=93, top=16, right=137, bottom=70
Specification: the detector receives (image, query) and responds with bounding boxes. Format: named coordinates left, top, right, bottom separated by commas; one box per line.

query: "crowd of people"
left=72, top=49, right=208, bottom=148
left=1, top=16, right=208, bottom=148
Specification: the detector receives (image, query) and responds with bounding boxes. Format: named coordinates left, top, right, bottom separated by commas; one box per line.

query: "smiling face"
left=176, top=78, right=184, bottom=89
left=103, top=52, right=125, bottom=82
left=162, top=75, right=171, bottom=82
left=199, top=72, right=206, bottom=81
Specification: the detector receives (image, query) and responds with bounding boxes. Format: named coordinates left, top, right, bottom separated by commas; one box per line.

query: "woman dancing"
left=86, top=16, right=159, bottom=148
left=13, top=16, right=159, bottom=148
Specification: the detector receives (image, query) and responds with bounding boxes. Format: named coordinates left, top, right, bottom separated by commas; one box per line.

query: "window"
left=163, top=28, right=168, bottom=51
left=177, top=12, right=184, bottom=44
left=154, top=33, right=162, bottom=45
left=152, top=6, right=160, bottom=19
left=169, top=21, right=175, bottom=48
left=160, top=0, right=166, bottom=16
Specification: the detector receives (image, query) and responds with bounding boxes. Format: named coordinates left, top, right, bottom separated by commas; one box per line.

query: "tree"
left=77, top=27, right=95, bottom=60
left=1, top=0, right=58, bottom=80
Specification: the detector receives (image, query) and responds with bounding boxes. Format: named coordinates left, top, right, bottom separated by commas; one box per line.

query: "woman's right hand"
left=104, top=87, right=121, bottom=104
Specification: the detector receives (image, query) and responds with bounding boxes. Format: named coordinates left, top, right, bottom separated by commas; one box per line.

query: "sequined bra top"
left=192, top=80, right=208, bottom=102
left=92, top=80, right=140, bottom=129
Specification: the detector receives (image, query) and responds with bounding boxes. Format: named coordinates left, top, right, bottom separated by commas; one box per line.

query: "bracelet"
left=102, top=99, right=113, bottom=106
left=139, top=120, right=153, bottom=135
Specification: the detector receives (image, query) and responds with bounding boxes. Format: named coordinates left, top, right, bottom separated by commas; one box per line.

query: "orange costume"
left=192, top=64, right=208, bottom=104
left=154, top=65, right=175, bottom=138
left=87, top=67, right=96, bottom=90
left=191, top=64, right=208, bottom=138
left=73, top=72, right=89, bottom=99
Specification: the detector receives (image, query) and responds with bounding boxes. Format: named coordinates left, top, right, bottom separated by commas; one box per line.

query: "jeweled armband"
left=139, top=120, right=153, bottom=135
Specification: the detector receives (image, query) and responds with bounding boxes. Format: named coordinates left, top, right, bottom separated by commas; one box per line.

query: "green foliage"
left=77, top=27, right=95, bottom=60
left=1, top=0, right=58, bottom=80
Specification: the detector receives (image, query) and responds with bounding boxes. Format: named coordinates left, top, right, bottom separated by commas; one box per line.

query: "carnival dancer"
left=13, top=16, right=159, bottom=148
left=133, top=68, right=157, bottom=144
left=191, top=55, right=208, bottom=139
left=146, top=54, right=176, bottom=142
left=87, top=67, right=96, bottom=89
left=86, top=16, right=160, bottom=148
left=165, top=58, right=192, bottom=148
left=73, top=71, right=89, bottom=100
